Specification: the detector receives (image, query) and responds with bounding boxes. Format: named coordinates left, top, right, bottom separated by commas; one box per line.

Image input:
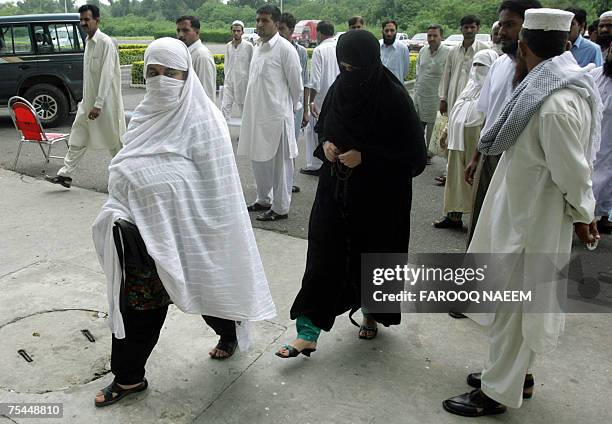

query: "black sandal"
left=358, top=324, right=378, bottom=340
left=94, top=378, right=148, bottom=407
left=275, top=344, right=316, bottom=358
left=210, top=339, right=238, bottom=360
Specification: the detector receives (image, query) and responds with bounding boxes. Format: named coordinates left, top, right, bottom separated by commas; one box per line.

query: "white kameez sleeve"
left=94, top=40, right=118, bottom=109
left=438, top=50, right=452, bottom=101
left=194, top=54, right=217, bottom=101
left=540, top=111, right=596, bottom=224
left=309, top=48, right=322, bottom=92
left=284, top=46, right=304, bottom=112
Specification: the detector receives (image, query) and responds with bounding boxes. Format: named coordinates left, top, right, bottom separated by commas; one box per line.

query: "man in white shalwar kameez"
left=46, top=4, right=125, bottom=188
left=592, top=47, right=612, bottom=233
left=239, top=5, right=303, bottom=221
left=221, top=20, right=253, bottom=120
left=177, top=16, right=217, bottom=102
left=443, top=9, right=601, bottom=417
left=300, top=21, right=339, bottom=176
left=414, top=24, right=450, bottom=155
left=92, top=38, right=275, bottom=407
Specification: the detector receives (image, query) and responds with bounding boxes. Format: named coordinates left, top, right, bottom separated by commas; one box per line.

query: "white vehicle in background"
left=396, top=32, right=409, bottom=42
left=334, top=31, right=345, bottom=40
left=406, top=32, right=428, bottom=52
left=242, top=27, right=259, bottom=44
left=442, top=33, right=492, bottom=48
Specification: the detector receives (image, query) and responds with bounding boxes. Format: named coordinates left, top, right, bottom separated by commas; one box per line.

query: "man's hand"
left=439, top=100, right=448, bottom=115
left=310, top=102, right=320, bottom=119
left=88, top=107, right=101, bottom=120
left=465, top=159, right=479, bottom=185
left=338, top=149, right=362, bottom=168
left=574, top=221, right=600, bottom=245
left=302, top=108, right=310, bottom=128
left=323, top=141, right=339, bottom=162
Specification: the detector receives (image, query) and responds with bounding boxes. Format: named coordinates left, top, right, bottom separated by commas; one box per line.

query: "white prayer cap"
left=600, top=11, right=612, bottom=19
left=492, top=21, right=500, bottom=29
left=523, top=8, right=574, bottom=32
left=231, top=20, right=245, bottom=29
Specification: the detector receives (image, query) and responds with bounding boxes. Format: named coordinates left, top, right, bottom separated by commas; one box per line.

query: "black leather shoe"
left=433, top=217, right=462, bottom=229
left=443, top=389, right=507, bottom=417
left=448, top=310, right=467, bottom=319
left=467, top=372, right=534, bottom=399
left=45, top=175, right=72, bottom=188
left=247, top=202, right=271, bottom=212
left=292, top=185, right=300, bottom=193
left=256, top=210, right=288, bottom=221
left=299, top=168, right=320, bottom=176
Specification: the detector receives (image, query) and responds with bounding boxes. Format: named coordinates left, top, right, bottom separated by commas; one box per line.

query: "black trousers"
left=111, top=307, right=236, bottom=385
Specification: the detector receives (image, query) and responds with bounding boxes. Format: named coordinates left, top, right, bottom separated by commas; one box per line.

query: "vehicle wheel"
left=23, top=83, right=69, bottom=128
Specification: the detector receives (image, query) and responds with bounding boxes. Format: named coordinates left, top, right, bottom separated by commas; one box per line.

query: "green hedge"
left=132, top=61, right=145, bottom=85
left=153, top=30, right=231, bottom=44
left=216, top=63, right=225, bottom=88
left=119, top=48, right=146, bottom=65
left=118, top=44, right=149, bottom=50
left=214, top=54, right=224, bottom=65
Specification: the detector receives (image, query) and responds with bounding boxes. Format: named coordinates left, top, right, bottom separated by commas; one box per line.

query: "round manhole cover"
left=0, top=309, right=111, bottom=393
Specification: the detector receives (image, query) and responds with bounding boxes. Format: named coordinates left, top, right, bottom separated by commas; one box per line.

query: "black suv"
left=1, top=13, right=85, bottom=127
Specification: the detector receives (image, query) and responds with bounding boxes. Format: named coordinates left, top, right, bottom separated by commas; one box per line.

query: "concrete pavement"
left=1, top=168, right=611, bottom=424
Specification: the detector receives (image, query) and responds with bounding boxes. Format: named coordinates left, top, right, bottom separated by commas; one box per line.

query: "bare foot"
left=276, top=338, right=317, bottom=357
left=95, top=382, right=142, bottom=404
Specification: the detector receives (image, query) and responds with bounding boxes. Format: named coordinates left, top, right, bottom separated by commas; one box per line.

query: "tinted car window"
left=34, top=23, right=82, bottom=53
left=12, top=25, right=33, bottom=54
left=0, top=26, right=9, bottom=54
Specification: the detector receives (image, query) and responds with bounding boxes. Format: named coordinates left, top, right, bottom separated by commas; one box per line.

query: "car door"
left=33, top=21, right=85, bottom=102
left=0, top=23, right=37, bottom=105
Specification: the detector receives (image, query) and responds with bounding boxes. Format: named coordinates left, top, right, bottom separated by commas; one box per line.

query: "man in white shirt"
left=177, top=16, right=217, bottom=102
left=444, top=9, right=600, bottom=416
left=380, top=19, right=410, bottom=82
left=465, top=0, right=542, bottom=245
left=439, top=15, right=489, bottom=115
left=414, top=24, right=450, bottom=156
left=46, top=4, right=125, bottom=188
left=221, top=20, right=253, bottom=120
left=238, top=5, right=303, bottom=222
left=300, top=20, right=339, bottom=176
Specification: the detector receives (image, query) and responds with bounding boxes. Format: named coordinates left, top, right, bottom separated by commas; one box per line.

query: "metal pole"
left=280, top=0, right=283, bottom=13
left=64, top=0, right=68, bottom=13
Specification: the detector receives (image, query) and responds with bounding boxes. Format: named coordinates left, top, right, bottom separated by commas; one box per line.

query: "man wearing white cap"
left=221, top=20, right=253, bottom=120
left=443, top=8, right=601, bottom=417
left=597, top=11, right=612, bottom=54
left=177, top=15, right=217, bottom=102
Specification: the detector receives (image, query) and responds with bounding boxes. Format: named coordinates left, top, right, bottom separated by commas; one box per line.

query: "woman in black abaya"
left=277, top=30, right=427, bottom=358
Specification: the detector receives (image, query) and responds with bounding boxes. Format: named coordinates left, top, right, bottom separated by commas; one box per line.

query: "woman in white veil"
left=433, top=49, right=498, bottom=229
left=92, top=37, right=275, bottom=406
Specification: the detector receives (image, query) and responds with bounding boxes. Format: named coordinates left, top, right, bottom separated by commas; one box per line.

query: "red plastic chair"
left=9, top=96, right=69, bottom=174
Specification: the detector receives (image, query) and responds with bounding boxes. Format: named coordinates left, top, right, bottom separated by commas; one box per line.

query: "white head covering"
left=96, top=37, right=276, bottom=344
left=492, top=21, right=500, bottom=31
left=600, top=11, right=612, bottom=19
left=447, top=49, right=499, bottom=151
left=232, top=20, right=245, bottom=28
left=523, top=8, right=574, bottom=32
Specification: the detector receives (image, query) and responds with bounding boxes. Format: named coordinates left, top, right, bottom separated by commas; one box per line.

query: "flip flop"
left=275, top=344, right=316, bottom=358
left=358, top=324, right=378, bottom=340
left=94, top=378, right=148, bottom=407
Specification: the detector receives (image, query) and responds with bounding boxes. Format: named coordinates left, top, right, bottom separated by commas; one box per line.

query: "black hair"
left=498, top=0, right=543, bottom=20
left=565, top=7, right=587, bottom=27
left=521, top=28, right=568, bottom=59
left=279, top=12, right=297, bottom=30
left=348, top=16, right=364, bottom=27
left=427, top=24, right=444, bottom=36
left=176, top=16, right=201, bottom=31
left=460, top=15, right=481, bottom=27
left=317, top=21, right=335, bottom=37
left=589, top=19, right=599, bottom=34
left=382, top=19, right=398, bottom=29
left=78, top=4, right=100, bottom=19
left=256, top=5, right=282, bottom=23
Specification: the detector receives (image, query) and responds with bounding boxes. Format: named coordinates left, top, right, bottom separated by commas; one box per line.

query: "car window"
left=11, top=25, right=33, bottom=55
left=0, top=26, right=9, bottom=54
left=34, top=23, right=82, bottom=53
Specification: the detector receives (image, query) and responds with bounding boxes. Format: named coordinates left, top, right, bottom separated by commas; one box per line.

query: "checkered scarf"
left=478, top=52, right=602, bottom=165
